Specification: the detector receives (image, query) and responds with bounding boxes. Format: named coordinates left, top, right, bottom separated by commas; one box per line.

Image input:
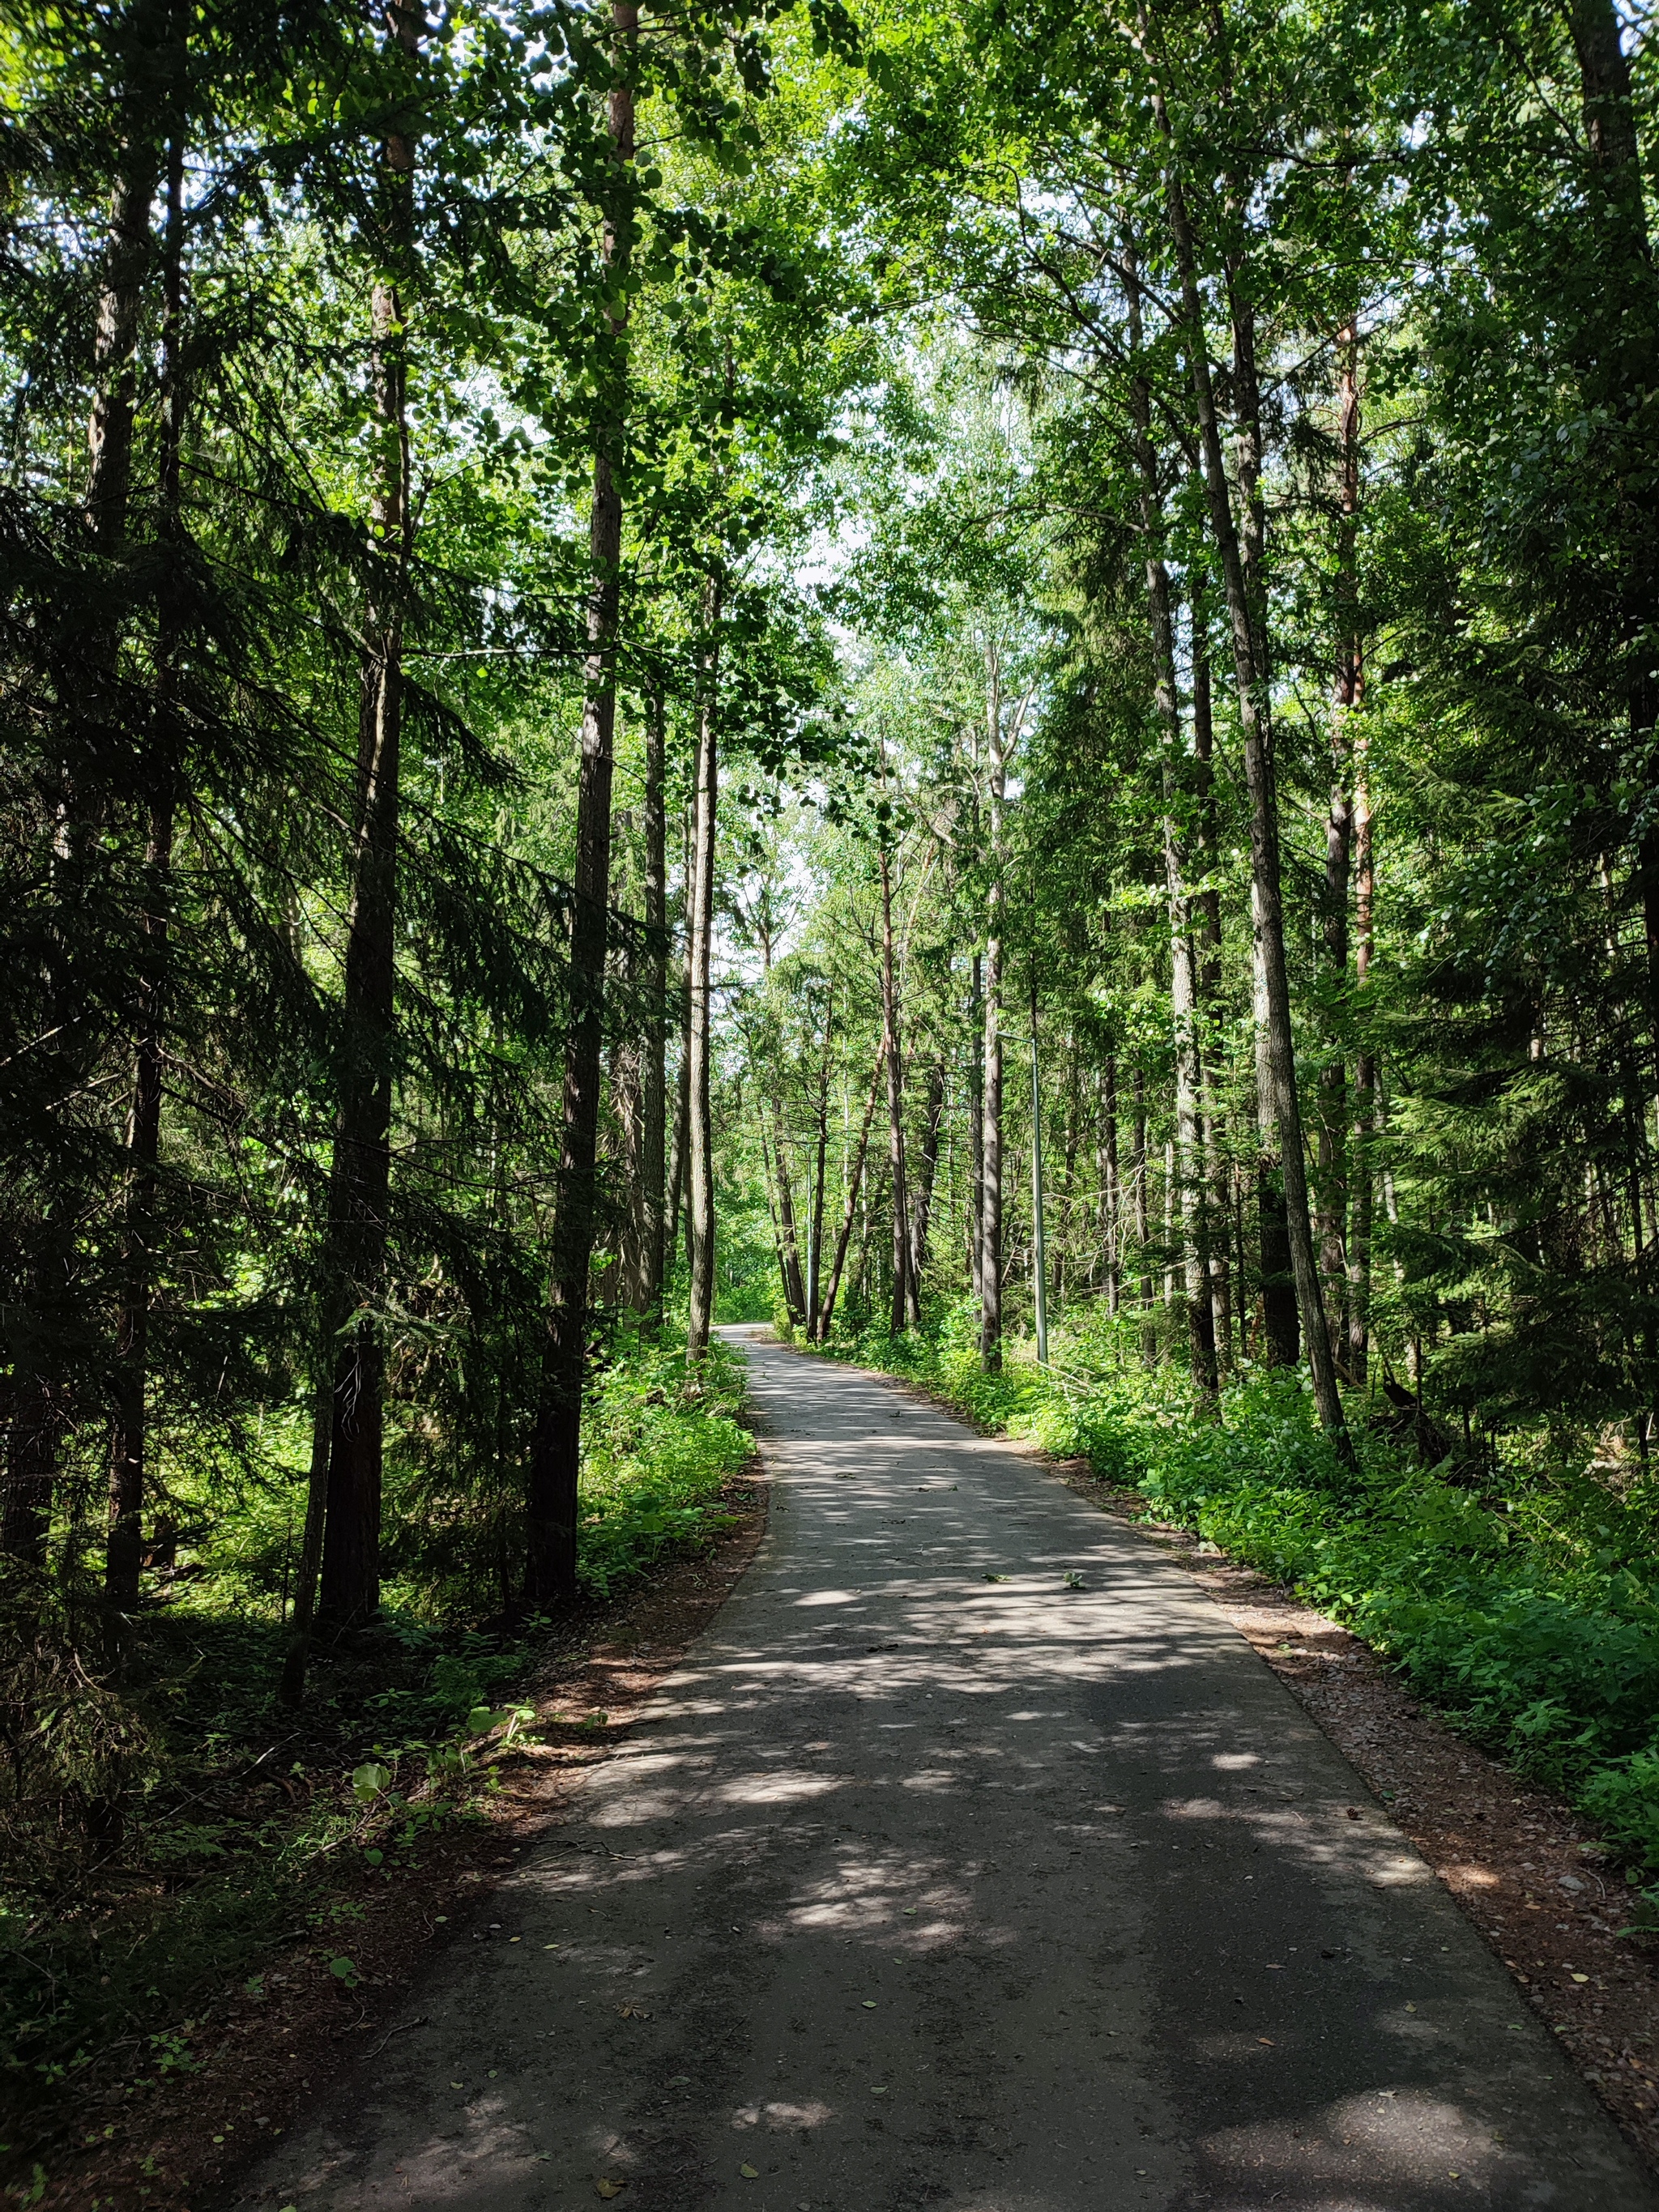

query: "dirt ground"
left=25, top=1468, right=771, bottom=2212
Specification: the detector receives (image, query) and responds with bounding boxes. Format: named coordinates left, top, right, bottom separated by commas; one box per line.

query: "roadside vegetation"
left=0, top=1332, right=748, bottom=2143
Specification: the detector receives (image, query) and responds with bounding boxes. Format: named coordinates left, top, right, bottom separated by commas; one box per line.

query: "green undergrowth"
left=801, top=1300, right=1659, bottom=1914
left=0, top=1332, right=751, bottom=2149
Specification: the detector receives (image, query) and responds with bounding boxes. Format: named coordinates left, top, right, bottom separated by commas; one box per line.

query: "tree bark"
left=1153, top=75, right=1351, bottom=1451
left=878, top=837, right=910, bottom=1334
left=685, top=573, right=722, bottom=1362
left=1316, top=320, right=1363, bottom=1347
left=316, top=0, right=422, bottom=1626
left=1125, top=248, right=1215, bottom=1394
left=816, top=1053, right=882, bottom=1340
left=807, top=986, right=832, bottom=1326
left=909, top=1052, right=945, bottom=1322
left=524, top=4, right=635, bottom=1607
left=1348, top=730, right=1375, bottom=1383
left=980, top=674, right=1007, bottom=1374
left=968, top=950, right=984, bottom=1306
left=105, top=130, right=186, bottom=1626
left=770, top=1097, right=808, bottom=1324
left=1133, top=1062, right=1155, bottom=1364
left=640, top=685, right=667, bottom=1326
left=1100, top=1053, right=1121, bottom=1314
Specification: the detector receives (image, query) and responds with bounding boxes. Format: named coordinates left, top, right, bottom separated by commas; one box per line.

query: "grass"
left=803, top=1296, right=1659, bottom=1919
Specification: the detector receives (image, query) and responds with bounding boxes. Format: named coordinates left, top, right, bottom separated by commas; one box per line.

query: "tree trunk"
left=1566, top=2, right=1659, bottom=1103
left=1317, top=320, right=1363, bottom=1348
left=1318, top=761, right=1352, bottom=1331
left=980, top=682, right=1007, bottom=1374
left=1154, top=83, right=1350, bottom=1451
left=1252, top=889, right=1300, bottom=1366
left=878, top=838, right=910, bottom=1334
left=1125, top=249, right=1215, bottom=1395
left=1100, top=1053, right=1121, bottom=1314
left=770, top=1098, right=808, bottom=1324
left=816, top=1053, right=882, bottom=1340
left=106, top=130, right=186, bottom=1625
left=909, top=1053, right=945, bottom=1322
left=980, top=929, right=1004, bottom=1371
left=640, top=687, right=667, bottom=1326
left=968, top=950, right=984, bottom=1305
left=807, top=987, right=832, bottom=1326
left=685, top=574, right=722, bottom=1361
left=316, top=4, right=422, bottom=1626
left=1348, top=728, right=1375, bottom=1383
left=523, top=6, right=635, bottom=1608
left=85, top=111, right=162, bottom=557
left=666, top=987, right=690, bottom=1274
left=759, top=1121, right=804, bottom=1327
left=1133, top=1062, right=1155, bottom=1365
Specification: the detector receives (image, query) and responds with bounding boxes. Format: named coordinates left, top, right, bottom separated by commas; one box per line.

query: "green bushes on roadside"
left=0, top=1328, right=753, bottom=2134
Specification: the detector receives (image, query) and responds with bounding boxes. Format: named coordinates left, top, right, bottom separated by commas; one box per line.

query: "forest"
left=6, top=0, right=1659, bottom=2170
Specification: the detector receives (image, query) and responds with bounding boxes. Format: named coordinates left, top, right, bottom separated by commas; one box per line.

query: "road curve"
left=237, top=1327, right=1656, bottom=2212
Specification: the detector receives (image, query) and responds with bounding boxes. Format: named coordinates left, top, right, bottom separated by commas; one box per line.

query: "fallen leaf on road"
left=1258, top=2038, right=1274, bottom=2046
left=983, top=1573, right=1009, bottom=1583
left=862, top=2000, right=877, bottom=2009
left=1572, top=1974, right=1590, bottom=1984
left=595, top=2180, right=625, bottom=2199
left=740, top=2163, right=759, bottom=2179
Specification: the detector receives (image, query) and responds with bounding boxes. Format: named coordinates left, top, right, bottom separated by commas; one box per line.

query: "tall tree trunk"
left=106, top=130, right=186, bottom=1624
left=1190, top=565, right=1231, bottom=1368
left=968, top=950, right=984, bottom=1306
left=1126, top=249, right=1215, bottom=1395
left=807, top=987, right=832, bottom=1327
left=1133, top=1063, right=1155, bottom=1364
left=816, top=1053, right=882, bottom=1340
left=1153, top=75, right=1350, bottom=1451
left=1318, top=761, right=1352, bottom=1332
left=1348, top=730, right=1375, bottom=1382
left=523, top=4, right=635, bottom=1607
left=909, top=1053, right=945, bottom=1322
left=640, top=686, right=667, bottom=1327
left=1252, top=889, right=1299, bottom=1366
left=770, top=1097, right=808, bottom=1324
left=1100, top=1053, right=1121, bottom=1314
left=980, top=931, right=1004, bottom=1372
left=666, top=984, right=691, bottom=1275
left=878, top=837, right=910, bottom=1334
left=1316, top=319, right=1363, bottom=1349
left=85, top=100, right=162, bottom=559
left=758, top=1122, right=804, bottom=1327
left=316, top=1, right=421, bottom=1627
left=1566, top=2, right=1659, bottom=1110
left=980, top=679, right=1006, bottom=1375
left=684, top=574, right=721, bottom=1362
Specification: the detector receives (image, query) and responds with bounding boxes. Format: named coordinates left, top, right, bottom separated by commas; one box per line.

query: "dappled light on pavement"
left=237, top=1328, right=1653, bottom=2211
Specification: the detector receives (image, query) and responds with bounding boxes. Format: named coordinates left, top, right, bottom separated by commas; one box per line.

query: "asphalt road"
left=237, top=1327, right=1657, bottom=2212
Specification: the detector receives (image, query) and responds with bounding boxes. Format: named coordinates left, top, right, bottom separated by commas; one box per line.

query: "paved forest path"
left=241, top=1329, right=1656, bottom=2212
